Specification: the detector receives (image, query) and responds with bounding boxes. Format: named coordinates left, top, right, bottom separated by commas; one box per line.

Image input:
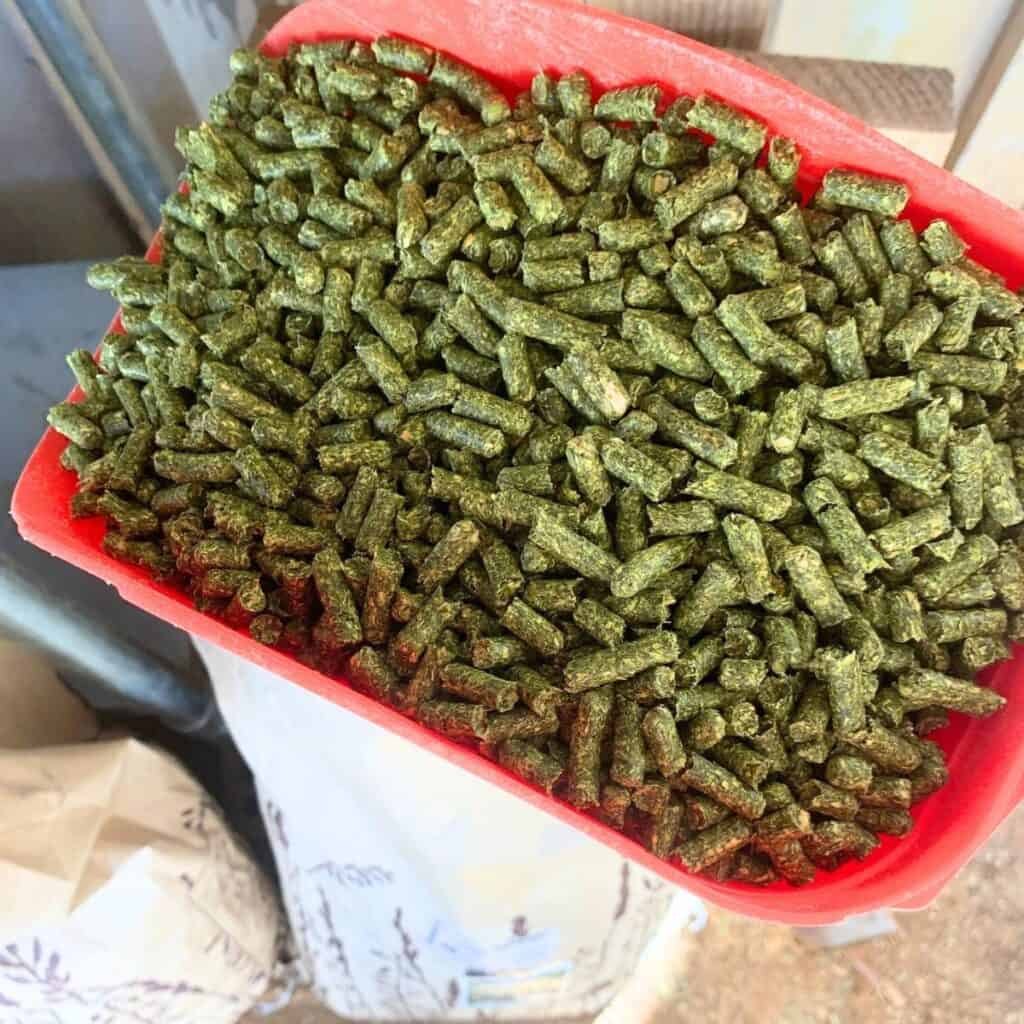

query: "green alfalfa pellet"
left=640, top=130, right=699, bottom=171
left=813, top=230, right=870, bottom=303
left=682, top=752, right=766, bottom=821
left=430, top=52, right=509, bottom=126
left=369, top=35, right=433, bottom=74
left=418, top=700, right=488, bottom=741
left=924, top=607, right=1007, bottom=644
left=646, top=499, right=717, bottom=538
left=718, top=231, right=785, bottom=289
left=476, top=531, right=523, bottom=608
left=452, top=383, right=533, bottom=438
left=921, top=218, right=967, bottom=265
left=594, top=84, right=660, bottom=123
left=620, top=311, right=711, bottom=384
left=676, top=816, right=753, bottom=873
left=766, top=382, right=817, bottom=455
left=353, top=486, right=403, bottom=553
left=856, top=775, right=913, bottom=810
left=391, top=590, right=460, bottom=672
left=821, top=169, right=909, bottom=217
left=841, top=212, right=891, bottom=287
left=532, top=135, right=590, bottom=195
left=782, top=545, right=849, bottom=628
left=823, top=314, right=868, bottom=383
left=595, top=437, right=671, bottom=502
left=884, top=300, right=943, bottom=362
left=613, top=665, right=673, bottom=704
left=444, top=292, right=501, bottom=357
left=503, top=667, right=562, bottom=717
left=688, top=387, right=729, bottom=428
left=439, top=663, right=517, bottom=711
left=565, top=432, right=612, bottom=506
left=682, top=467, right=791, bottom=522
left=469, top=635, right=527, bottom=670
left=611, top=538, right=694, bottom=600
left=639, top=705, right=687, bottom=777
left=559, top=344, right=630, bottom=424
left=804, top=820, right=880, bottom=868
left=311, top=548, right=363, bottom=652
left=680, top=239, right=730, bottom=295
left=500, top=597, right=563, bottom=657
left=842, top=721, right=922, bottom=775
left=823, top=753, right=875, bottom=796
left=858, top=432, right=948, bottom=497
left=151, top=449, right=237, bottom=485
left=768, top=202, right=814, bottom=266
left=796, top=778, right=859, bottom=822
left=672, top=560, right=744, bottom=639
left=610, top=696, right=647, bottom=789
left=566, top=685, right=614, bottom=808
left=497, top=739, right=564, bottom=792
left=521, top=578, right=579, bottom=617
left=341, top=646, right=397, bottom=701
left=812, top=646, right=865, bottom=738
left=424, top=410, right=506, bottom=458
left=564, top=630, right=678, bottom=693
left=441, top=342, right=502, bottom=391
left=685, top=708, right=727, bottom=752
left=640, top=396, right=736, bottom=472
left=496, top=462, right=555, bottom=497
left=907, top=738, right=949, bottom=800
left=686, top=95, right=765, bottom=157
left=527, top=511, right=620, bottom=584
left=572, top=597, right=627, bottom=648
left=717, top=658, right=767, bottom=697
left=897, top=668, right=1005, bottom=717
left=359, top=546, right=404, bottom=644
left=655, top=160, right=739, bottom=233
left=691, top=195, right=750, bottom=239
left=485, top=705, right=558, bottom=743
left=545, top=279, right=625, bottom=318
left=715, top=293, right=816, bottom=381
left=804, top=477, right=887, bottom=576
left=417, top=518, right=481, bottom=591
left=720, top=513, right=775, bottom=604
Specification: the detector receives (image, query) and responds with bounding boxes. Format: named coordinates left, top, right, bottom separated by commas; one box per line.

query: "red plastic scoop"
left=13, top=0, right=1024, bottom=924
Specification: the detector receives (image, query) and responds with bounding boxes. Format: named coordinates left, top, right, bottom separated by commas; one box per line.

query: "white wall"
left=765, top=0, right=1016, bottom=112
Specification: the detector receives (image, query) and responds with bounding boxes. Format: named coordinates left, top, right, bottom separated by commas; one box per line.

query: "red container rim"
left=13, top=0, right=1024, bottom=924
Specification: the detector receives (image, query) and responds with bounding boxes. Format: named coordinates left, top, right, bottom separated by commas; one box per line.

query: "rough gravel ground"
left=245, top=803, right=1023, bottom=1024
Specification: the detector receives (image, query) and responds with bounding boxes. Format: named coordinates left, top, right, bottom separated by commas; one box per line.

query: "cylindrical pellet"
left=567, top=686, right=614, bottom=808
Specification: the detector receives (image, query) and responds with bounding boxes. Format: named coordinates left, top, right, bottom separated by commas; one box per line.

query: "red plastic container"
left=13, top=0, right=1024, bottom=925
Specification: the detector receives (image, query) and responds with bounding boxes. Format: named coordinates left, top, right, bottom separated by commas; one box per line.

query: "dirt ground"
left=621, top=801, right=1024, bottom=1024
left=244, top=802, right=1023, bottom=1024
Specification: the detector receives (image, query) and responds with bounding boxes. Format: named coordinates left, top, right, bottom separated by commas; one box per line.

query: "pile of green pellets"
left=49, top=35, right=1024, bottom=885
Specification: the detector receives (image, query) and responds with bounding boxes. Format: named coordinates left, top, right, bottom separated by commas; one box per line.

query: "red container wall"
left=13, top=0, right=1024, bottom=924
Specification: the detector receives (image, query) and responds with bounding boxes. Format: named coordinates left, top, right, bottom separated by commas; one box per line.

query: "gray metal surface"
left=5, top=0, right=175, bottom=239
left=2, top=260, right=217, bottom=731
left=0, top=554, right=216, bottom=734
left=0, top=16, right=139, bottom=265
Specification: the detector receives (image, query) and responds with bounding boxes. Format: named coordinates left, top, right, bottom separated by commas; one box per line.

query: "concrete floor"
left=243, top=800, right=1023, bottom=1024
